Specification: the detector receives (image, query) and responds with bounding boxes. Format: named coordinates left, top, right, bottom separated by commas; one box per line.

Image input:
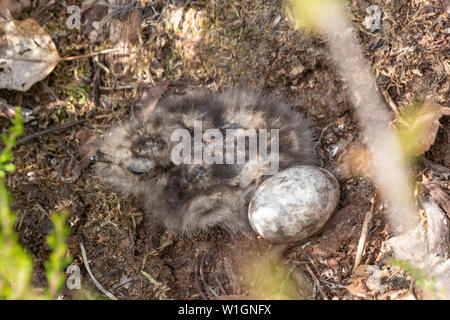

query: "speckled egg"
left=248, top=166, right=340, bottom=242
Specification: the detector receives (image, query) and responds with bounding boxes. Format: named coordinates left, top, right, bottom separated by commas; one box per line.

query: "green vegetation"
left=389, top=259, right=448, bottom=300
left=0, top=109, right=72, bottom=299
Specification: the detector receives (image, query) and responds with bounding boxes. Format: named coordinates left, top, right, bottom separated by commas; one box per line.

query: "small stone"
left=272, top=15, right=282, bottom=26
left=27, top=171, right=36, bottom=182
left=363, top=5, right=383, bottom=32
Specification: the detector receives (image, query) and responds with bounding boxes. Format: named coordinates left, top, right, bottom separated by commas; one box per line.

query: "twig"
left=0, top=103, right=18, bottom=119
left=0, top=103, right=34, bottom=123
left=353, top=210, right=374, bottom=271
left=354, top=194, right=380, bottom=271
left=199, top=252, right=207, bottom=285
left=57, top=48, right=120, bottom=62
left=213, top=274, right=227, bottom=296
left=319, top=279, right=346, bottom=289
left=319, top=120, right=337, bottom=142
left=194, top=253, right=208, bottom=300
left=300, top=247, right=321, bottom=276
left=80, top=243, right=118, bottom=300
left=15, top=119, right=86, bottom=147
left=304, top=264, right=328, bottom=300
left=111, top=277, right=135, bottom=292
left=306, top=0, right=420, bottom=236
left=380, top=87, right=399, bottom=114
left=1, top=48, right=119, bottom=64
left=99, top=80, right=187, bottom=92
left=92, top=55, right=103, bottom=108
left=199, top=252, right=216, bottom=299
left=223, top=257, right=240, bottom=294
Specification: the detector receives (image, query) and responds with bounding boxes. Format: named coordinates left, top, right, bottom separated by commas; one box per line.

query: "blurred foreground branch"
left=290, top=0, right=448, bottom=297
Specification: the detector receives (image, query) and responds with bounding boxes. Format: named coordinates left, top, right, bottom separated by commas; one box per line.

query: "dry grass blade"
left=80, top=243, right=118, bottom=300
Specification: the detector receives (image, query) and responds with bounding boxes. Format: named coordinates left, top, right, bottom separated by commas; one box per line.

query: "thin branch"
left=15, top=119, right=86, bottom=147
left=80, top=243, right=118, bottom=300
left=354, top=194, right=380, bottom=271
left=353, top=210, right=374, bottom=271
left=305, top=264, right=328, bottom=300
left=380, top=87, right=399, bottom=114
left=99, top=80, right=187, bottom=92
left=1, top=48, right=119, bottom=64
left=194, top=253, right=208, bottom=300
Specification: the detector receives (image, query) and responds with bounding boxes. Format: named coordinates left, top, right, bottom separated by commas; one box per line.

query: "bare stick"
left=380, top=87, right=399, bottom=115
left=15, top=119, right=86, bottom=147
left=1, top=48, right=119, bottom=64
left=292, top=0, right=419, bottom=236
left=56, top=48, right=119, bottom=62
left=99, top=80, right=187, bottom=92
left=80, top=243, right=118, bottom=300
left=0, top=103, right=17, bottom=119
left=353, top=210, right=374, bottom=271
left=305, top=264, right=328, bottom=300
left=213, top=274, right=227, bottom=296
left=194, top=253, right=208, bottom=300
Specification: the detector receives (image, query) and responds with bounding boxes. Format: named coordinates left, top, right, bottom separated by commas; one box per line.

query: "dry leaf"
left=394, top=100, right=450, bottom=157
left=345, top=277, right=368, bottom=297
left=335, top=100, right=449, bottom=180
left=0, top=12, right=60, bottom=91
left=97, top=233, right=108, bottom=244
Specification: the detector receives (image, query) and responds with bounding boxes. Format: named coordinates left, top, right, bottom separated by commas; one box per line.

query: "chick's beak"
left=91, top=150, right=109, bottom=163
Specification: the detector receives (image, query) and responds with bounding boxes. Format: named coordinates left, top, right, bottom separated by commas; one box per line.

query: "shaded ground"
left=1, top=0, right=449, bottom=299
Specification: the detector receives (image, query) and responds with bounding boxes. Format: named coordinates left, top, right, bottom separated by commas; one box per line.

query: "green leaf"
left=2, top=164, right=16, bottom=173
left=0, top=150, right=12, bottom=164
left=2, top=135, right=9, bottom=145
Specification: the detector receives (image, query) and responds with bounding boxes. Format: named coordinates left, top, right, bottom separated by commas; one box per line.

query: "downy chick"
left=93, top=89, right=318, bottom=235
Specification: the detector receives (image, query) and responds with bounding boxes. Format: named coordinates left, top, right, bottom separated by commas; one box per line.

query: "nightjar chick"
left=93, top=89, right=318, bottom=235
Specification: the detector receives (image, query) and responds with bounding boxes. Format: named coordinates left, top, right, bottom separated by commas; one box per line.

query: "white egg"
left=248, top=166, right=340, bottom=242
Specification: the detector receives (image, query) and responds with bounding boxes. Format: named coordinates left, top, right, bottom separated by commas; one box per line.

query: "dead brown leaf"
left=97, top=232, right=108, bottom=244
left=0, top=12, right=59, bottom=91
left=335, top=100, right=449, bottom=181
left=395, top=100, right=450, bottom=157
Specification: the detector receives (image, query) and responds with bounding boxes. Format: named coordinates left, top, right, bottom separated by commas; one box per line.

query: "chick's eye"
left=127, top=167, right=146, bottom=176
